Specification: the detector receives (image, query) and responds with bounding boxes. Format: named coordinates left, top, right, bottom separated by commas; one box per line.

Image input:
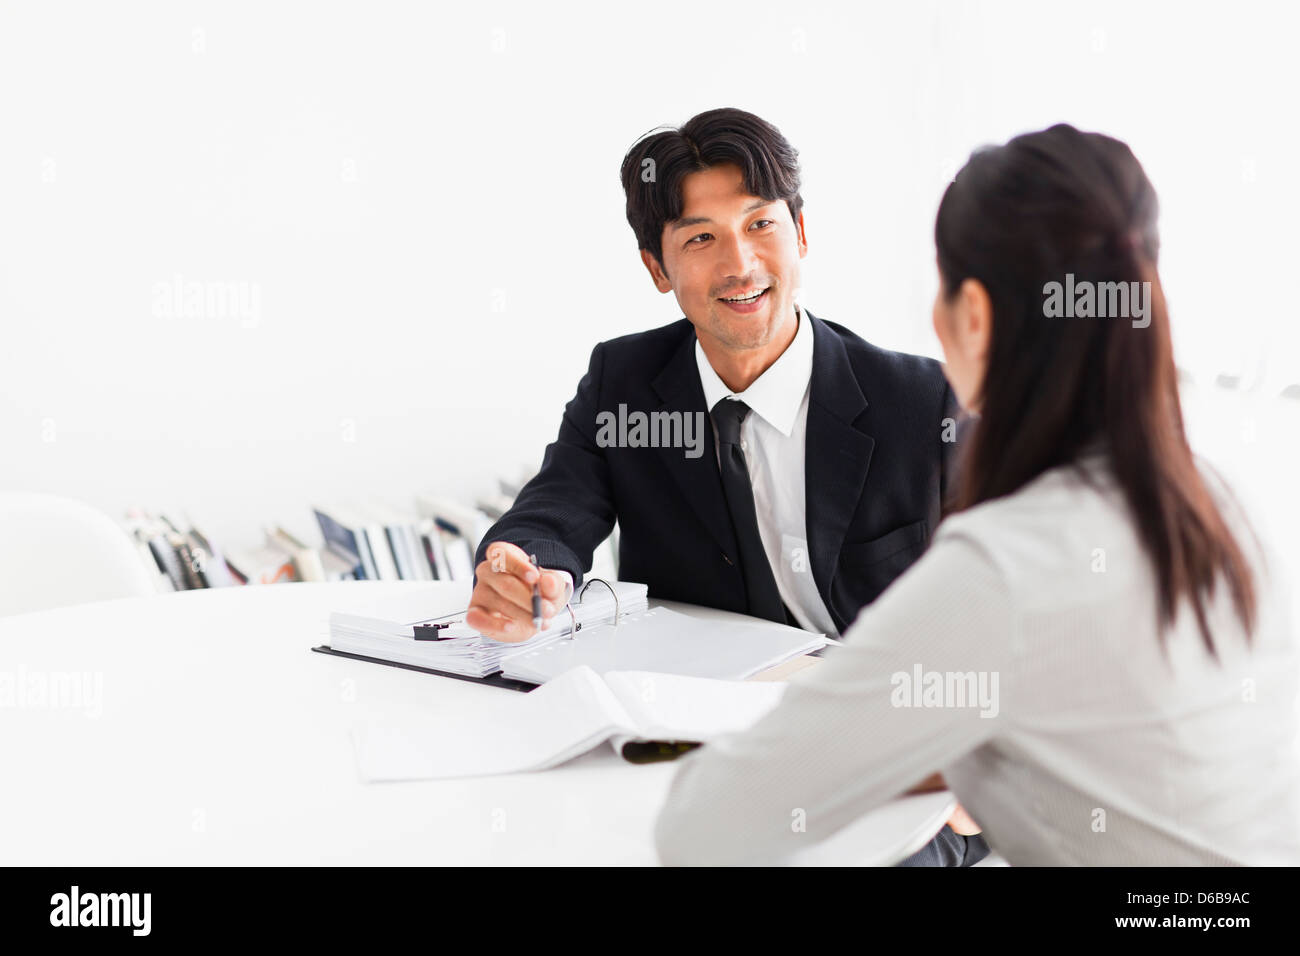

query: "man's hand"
left=945, top=803, right=982, bottom=836
left=908, top=772, right=982, bottom=835
left=466, top=541, right=569, bottom=642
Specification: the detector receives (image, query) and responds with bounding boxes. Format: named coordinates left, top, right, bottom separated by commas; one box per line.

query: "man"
left=466, top=107, right=985, bottom=866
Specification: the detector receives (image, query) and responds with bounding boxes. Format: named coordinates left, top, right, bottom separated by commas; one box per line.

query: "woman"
left=654, top=124, right=1299, bottom=866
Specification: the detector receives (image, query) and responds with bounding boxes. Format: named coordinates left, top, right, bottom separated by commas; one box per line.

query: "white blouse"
left=654, top=456, right=1300, bottom=865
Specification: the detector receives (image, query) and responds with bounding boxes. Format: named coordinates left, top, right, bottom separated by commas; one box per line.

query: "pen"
left=529, top=553, right=543, bottom=630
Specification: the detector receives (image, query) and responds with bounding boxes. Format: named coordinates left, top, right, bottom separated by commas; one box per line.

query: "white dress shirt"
left=654, top=455, right=1300, bottom=865
left=552, top=305, right=837, bottom=636
left=694, top=306, right=839, bottom=637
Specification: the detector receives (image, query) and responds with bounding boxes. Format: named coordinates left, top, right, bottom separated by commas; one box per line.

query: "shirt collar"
left=695, top=304, right=813, bottom=438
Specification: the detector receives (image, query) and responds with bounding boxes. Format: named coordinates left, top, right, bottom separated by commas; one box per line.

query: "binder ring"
left=578, top=577, right=620, bottom=628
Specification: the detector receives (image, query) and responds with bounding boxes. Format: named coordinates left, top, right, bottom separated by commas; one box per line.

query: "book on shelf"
left=475, top=491, right=515, bottom=521
left=362, top=502, right=430, bottom=583
left=224, top=537, right=297, bottom=585
left=313, top=505, right=376, bottom=581
left=313, top=502, right=478, bottom=583
left=414, top=495, right=494, bottom=558
left=187, top=522, right=238, bottom=587
left=127, top=476, right=547, bottom=591
left=125, top=509, right=240, bottom=592
left=265, top=525, right=356, bottom=583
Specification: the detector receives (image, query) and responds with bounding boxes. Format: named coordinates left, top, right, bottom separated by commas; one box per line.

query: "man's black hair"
left=619, top=107, right=803, bottom=266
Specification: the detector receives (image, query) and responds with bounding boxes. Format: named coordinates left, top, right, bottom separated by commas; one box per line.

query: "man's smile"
left=717, top=286, right=771, bottom=313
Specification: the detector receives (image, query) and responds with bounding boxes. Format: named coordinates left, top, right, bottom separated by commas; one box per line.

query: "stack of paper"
left=327, top=581, right=650, bottom=679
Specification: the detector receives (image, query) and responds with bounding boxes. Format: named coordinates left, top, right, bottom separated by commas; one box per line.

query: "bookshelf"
left=123, top=472, right=619, bottom=593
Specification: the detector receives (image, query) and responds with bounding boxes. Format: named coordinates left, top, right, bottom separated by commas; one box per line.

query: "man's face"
left=642, top=163, right=807, bottom=354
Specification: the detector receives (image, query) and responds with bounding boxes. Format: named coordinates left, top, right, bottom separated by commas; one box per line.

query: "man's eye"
left=687, top=233, right=712, bottom=245
left=751, top=219, right=774, bottom=229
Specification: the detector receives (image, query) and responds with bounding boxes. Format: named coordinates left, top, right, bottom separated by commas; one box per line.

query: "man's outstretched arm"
left=467, top=341, right=617, bottom=641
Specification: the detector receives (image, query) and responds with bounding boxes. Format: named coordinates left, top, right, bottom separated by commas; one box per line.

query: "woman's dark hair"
left=620, top=107, right=802, bottom=266
left=935, top=123, right=1256, bottom=657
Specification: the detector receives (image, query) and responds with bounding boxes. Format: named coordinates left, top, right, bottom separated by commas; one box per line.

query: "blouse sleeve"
left=654, top=528, right=1016, bottom=865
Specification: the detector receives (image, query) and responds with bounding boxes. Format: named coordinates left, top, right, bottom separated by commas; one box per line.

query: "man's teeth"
left=722, top=289, right=767, bottom=302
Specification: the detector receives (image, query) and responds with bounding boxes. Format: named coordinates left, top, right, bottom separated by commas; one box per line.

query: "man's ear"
left=640, top=249, right=673, bottom=293
left=795, top=209, right=808, bottom=258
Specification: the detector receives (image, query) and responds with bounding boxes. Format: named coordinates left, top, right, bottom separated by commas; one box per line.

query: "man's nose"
left=716, top=231, right=760, bottom=279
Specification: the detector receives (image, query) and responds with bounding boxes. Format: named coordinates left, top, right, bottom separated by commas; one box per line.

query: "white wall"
left=2, top=0, right=1297, bottom=562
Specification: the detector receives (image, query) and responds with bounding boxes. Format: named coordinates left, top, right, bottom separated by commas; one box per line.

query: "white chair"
left=0, top=492, right=157, bottom=618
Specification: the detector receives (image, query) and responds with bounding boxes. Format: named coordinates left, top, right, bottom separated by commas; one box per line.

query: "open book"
left=352, top=664, right=788, bottom=781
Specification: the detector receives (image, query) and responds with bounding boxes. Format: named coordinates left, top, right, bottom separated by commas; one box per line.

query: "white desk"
left=0, top=581, right=954, bottom=865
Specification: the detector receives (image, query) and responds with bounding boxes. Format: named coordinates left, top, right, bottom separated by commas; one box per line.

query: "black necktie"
left=711, top=398, right=787, bottom=623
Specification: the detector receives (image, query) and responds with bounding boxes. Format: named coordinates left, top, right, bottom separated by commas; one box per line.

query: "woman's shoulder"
left=936, top=454, right=1127, bottom=540
left=934, top=452, right=1275, bottom=619
left=933, top=455, right=1146, bottom=603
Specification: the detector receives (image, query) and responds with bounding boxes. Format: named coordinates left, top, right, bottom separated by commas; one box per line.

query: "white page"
left=604, top=670, right=787, bottom=741
left=352, top=665, right=638, bottom=782
left=329, top=590, right=465, bottom=637
left=501, top=607, right=825, bottom=684
left=352, top=666, right=792, bottom=782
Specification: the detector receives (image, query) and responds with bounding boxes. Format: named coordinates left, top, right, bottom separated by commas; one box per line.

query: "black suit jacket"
left=475, top=310, right=960, bottom=634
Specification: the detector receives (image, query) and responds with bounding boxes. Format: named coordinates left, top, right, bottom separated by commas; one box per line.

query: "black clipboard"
left=310, top=645, right=537, bottom=693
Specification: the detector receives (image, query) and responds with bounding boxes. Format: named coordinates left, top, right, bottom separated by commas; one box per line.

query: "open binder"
left=314, top=578, right=827, bottom=691
left=312, top=579, right=648, bottom=691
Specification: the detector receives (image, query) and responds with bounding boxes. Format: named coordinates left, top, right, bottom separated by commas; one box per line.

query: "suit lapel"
left=803, top=312, right=875, bottom=619
left=650, top=328, right=739, bottom=560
